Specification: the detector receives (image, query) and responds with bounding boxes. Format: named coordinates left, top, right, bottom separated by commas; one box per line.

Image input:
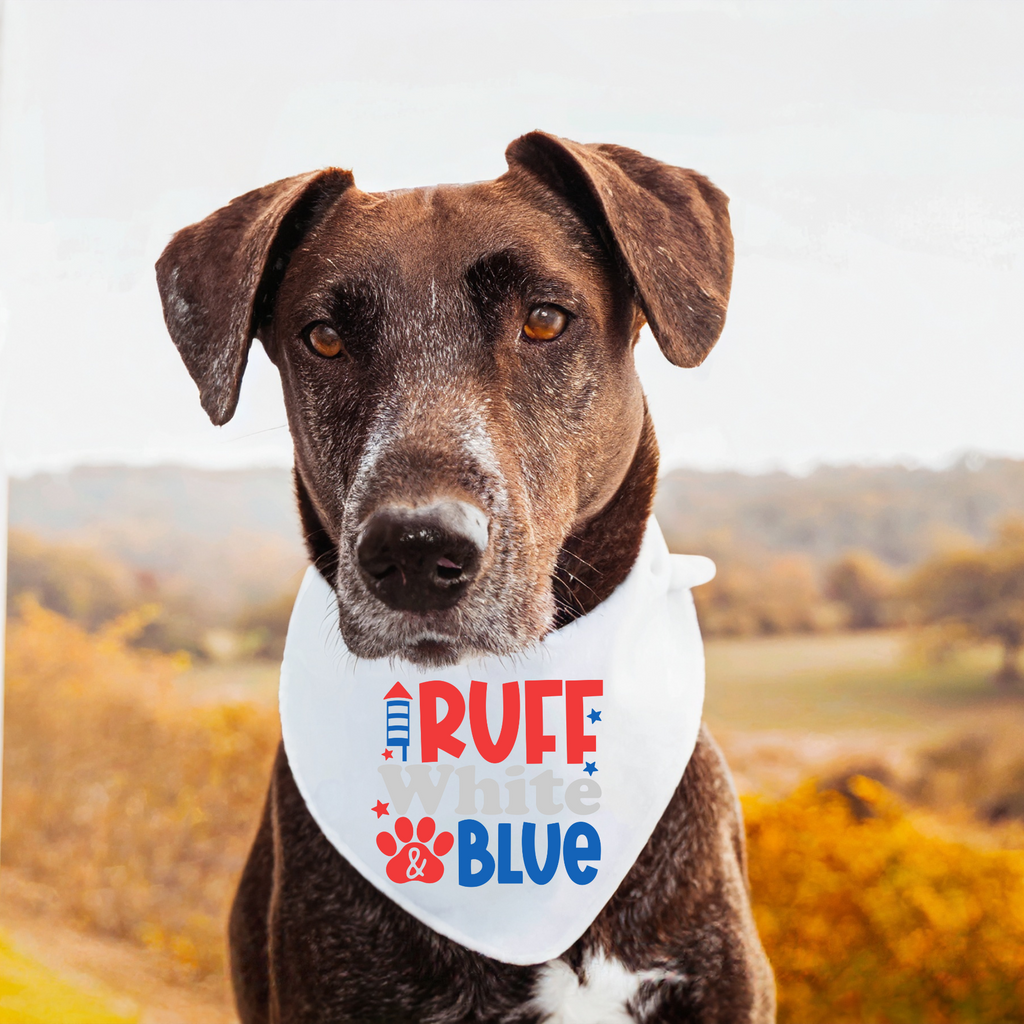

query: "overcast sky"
left=0, top=0, right=1022, bottom=476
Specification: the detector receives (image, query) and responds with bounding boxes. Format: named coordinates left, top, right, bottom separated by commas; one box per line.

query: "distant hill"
left=655, top=458, right=1024, bottom=566
left=9, top=459, right=1024, bottom=614
left=10, top=465, right=300, bottom=542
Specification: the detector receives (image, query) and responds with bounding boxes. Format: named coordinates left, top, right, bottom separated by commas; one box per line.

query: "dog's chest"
left=530, top=952, right=683, bottom=1024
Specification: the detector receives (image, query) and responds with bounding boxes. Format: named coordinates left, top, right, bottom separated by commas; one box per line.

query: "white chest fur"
left=532, top=951, right=686, bottom=1024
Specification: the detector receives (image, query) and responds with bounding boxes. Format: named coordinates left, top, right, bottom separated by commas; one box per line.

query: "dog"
left=157, top=131, right=774, bottom=1024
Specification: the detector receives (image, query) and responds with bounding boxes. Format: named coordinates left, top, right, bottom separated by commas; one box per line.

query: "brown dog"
left=157, top=132, right=774, bottom=1024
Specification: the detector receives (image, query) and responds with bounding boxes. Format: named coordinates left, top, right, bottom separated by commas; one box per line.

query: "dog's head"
left=157, top=132, right=732, bottom=666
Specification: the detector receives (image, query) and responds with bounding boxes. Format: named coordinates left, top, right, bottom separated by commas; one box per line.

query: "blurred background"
left=2, top=1, right=1023, bottom=1021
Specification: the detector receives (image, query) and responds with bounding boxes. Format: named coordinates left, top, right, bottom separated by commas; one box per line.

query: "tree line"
left=687, top=516, right=1024, bottom=688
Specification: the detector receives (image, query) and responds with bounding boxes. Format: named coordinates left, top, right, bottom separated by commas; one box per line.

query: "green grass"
left=703, top=630, right=1015, bottom=733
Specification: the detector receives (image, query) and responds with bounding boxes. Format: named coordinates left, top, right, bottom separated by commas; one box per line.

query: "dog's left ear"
left=506, top=132, right=733, bottom=367
left=156, top=168, right=354, bottom=425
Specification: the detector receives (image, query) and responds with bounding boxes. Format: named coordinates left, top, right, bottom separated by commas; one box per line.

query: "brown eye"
left=306, top=323, right=345, bottom=358
left=522, top=304, right=569, bottom=342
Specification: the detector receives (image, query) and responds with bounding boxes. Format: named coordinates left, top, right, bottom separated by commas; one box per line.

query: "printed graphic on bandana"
left=279, top=519, right=712, bottom=964
left=370, top=679, right=605, bottom=887
left=377, top=816, right=454, bottom=883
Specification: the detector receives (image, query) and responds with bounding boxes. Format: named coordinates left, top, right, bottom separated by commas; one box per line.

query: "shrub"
left=2, top=599, right=279, bottom=977
left=745, top=778, right=1024, bottom=1023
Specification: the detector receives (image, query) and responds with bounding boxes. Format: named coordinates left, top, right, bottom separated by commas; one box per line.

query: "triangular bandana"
left=279, top=519, right=713, bottom=965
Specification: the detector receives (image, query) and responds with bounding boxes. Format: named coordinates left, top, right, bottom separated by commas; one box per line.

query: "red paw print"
left=376, top=816, right=453, bottom=884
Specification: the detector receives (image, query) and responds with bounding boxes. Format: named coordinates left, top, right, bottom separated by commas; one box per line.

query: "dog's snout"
left=356, top=501, right=489, bottom=612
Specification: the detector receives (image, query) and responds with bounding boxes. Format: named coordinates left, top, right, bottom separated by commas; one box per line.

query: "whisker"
left=560, top=543, right=604, bottom=578
left=221, top=424, right=289, bottom=442
left=555, top=564, right=598, bottom=598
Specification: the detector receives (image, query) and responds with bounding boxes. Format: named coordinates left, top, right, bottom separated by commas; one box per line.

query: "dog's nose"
left=355, top=500, right=489, bottom=612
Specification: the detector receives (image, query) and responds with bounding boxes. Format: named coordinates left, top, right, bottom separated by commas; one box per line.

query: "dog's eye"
left=522, top=304, right=569, bottom=342
left=305, top=323, right=345, bottom=359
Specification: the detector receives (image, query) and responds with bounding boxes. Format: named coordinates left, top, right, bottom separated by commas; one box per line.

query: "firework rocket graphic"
left=384, top=683, right=412, bottom=762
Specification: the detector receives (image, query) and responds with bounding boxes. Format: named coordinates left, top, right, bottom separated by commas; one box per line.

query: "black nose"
left=355, top=501, right=489, bottom=612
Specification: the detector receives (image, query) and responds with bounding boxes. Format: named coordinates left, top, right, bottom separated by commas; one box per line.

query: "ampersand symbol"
left=377, top=816, right=454, bottom=884
left=406, top=846, right=426, bottom=879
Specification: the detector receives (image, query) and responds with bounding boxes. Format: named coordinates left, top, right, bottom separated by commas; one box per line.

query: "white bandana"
left=279, top=519, right=713, bottom=966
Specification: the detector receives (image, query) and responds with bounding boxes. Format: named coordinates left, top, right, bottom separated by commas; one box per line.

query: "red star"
left=372, top=800, right=390, bottom=818
left=381, top=749, right=394, bottom=760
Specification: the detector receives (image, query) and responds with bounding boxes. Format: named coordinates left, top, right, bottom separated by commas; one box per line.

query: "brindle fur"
left=157, top=132, right=775, bottom=1023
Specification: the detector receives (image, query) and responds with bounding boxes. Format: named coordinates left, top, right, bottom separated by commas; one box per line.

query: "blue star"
left=587, top=709, right=602, bottom=724
left=584, top=762, right=598, bottom=776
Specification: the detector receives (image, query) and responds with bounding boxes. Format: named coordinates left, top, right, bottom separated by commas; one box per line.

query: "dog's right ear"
left=156, top=169, right=354, bottom=425
left=506, top=132, right=733, bottom=368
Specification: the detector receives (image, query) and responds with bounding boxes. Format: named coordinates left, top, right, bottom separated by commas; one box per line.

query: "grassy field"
left=705, top=629, right=1009, bottom=732
left=0, top=928, right=137, bottom=1024
left=703, top=630, right=1024, bottom=806
left=172, top=659, right=281, bottom=707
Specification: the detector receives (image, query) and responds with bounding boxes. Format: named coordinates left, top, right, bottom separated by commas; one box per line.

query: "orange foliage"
left=745, top=778, right=1024, bottom=1023
left=694, top=554, right=842, bottom=636
left=2, top=599, right=279, bottom=977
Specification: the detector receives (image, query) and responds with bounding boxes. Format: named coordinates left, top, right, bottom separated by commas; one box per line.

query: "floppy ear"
left=155, top=168, right=354, bottom=425
left=505, top=132, right=733, bottom=367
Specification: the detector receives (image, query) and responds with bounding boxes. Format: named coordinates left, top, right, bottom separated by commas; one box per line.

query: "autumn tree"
left=6, top=529, right=207, bottom=655
left=6, top=528, right=135, bottom=629
left=693, top=553, right=838, bottom=637
left=824, top=550, right=897, bottom=629
left=907, top=518, right=1024, bottom=689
